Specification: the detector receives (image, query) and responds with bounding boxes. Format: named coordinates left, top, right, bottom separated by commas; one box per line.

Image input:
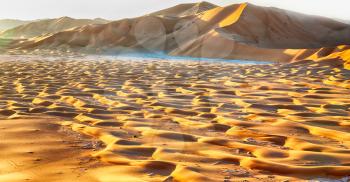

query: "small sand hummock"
left=0, top=58, right=350, bottom=181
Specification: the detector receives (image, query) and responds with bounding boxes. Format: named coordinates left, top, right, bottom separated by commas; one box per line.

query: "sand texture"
left=0, top=118, right=101, bottom=182
left=0, top=57, right=349, bottom=181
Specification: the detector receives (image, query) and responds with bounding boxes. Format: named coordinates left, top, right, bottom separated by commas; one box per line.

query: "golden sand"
left=0, top=58, right=350, bottom=181
left=0, top=118, right=101, bottom=182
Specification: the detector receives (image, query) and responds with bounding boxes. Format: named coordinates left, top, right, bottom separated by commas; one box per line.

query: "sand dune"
left=0, top=56, right=349, bottom=181
left=289, top=45, right=350, bottom=71
left=0, top=17, right=109, bottom=39
left=0, top=19, right=31, bottom=32
left=218, top=3, right=350, bottom=49
left=5, top=2, right=350, bottom=62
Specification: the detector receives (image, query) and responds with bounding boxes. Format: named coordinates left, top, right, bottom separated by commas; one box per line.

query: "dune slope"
left=218, top=3, right=350, bottom=49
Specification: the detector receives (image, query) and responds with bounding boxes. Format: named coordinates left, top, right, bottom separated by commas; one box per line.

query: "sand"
left=0, top=118, right=101, bottom=182
left=0, top=57, right=349, bottom=181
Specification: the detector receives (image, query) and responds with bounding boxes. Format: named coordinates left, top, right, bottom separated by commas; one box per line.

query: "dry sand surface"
left=0, top=57, right=350, bottom=181
left=0, top=118, right=101, bottom=182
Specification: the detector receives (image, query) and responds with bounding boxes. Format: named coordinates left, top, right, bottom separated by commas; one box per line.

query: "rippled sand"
left=0, top=58, right=350, bottom=181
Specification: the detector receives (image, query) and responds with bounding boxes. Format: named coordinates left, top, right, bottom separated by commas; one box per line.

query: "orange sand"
left=0, top=118, right=101, bottom=182
left=0, top=57, right=349, bottom=181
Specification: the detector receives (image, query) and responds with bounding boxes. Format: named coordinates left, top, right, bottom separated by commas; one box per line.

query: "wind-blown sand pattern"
left=0, top=57, right=349, bottom=181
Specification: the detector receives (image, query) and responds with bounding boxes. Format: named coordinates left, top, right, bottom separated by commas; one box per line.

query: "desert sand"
left=0, top=1, right=349, bottom=181
left=0, top=55, right=349, bottom=181
left=0, top=118, right=101, bottom=182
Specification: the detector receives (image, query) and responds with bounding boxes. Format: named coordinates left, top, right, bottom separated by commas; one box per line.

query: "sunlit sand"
left=0, top=1, right=349, bottom=181
left=0, top=57, right=349, bottom=181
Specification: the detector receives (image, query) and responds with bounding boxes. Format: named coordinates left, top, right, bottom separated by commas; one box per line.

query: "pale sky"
left=0, top=0, right=349, bottom=21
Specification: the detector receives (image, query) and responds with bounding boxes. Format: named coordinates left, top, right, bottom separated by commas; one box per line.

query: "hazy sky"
left=0, top=0, right=349, bottom=21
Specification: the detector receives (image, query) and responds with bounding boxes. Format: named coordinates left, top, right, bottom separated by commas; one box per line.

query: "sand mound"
left=0, top=17, right=109, bottom=39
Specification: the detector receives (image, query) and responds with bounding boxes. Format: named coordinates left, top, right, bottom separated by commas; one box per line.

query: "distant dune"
left=150, top=1, right=218, bottom=17
left=0, top=17, right=109, bottom=39
left=0, top=19, right=31, bottom=32
left=3, top=2, right=350, bottom=63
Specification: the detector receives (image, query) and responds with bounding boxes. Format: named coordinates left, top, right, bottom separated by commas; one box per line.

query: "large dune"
left=0, top=17, right=109, bottom=39
left=4, top=2, right=350, bottom=63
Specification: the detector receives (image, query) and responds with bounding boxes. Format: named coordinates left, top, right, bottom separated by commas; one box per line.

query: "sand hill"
left=0, top=19, right=31, bottom=32
left=4, top=2, right=350, bottom=63
left=0, top=17, right=109, bottom=39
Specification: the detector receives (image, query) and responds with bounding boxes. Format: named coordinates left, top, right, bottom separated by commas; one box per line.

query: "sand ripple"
left=0, top=58, right=350, bottom=181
